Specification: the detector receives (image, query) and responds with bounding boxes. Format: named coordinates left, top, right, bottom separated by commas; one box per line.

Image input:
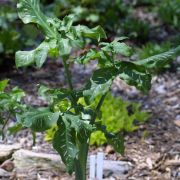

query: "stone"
left=0, top=144, right=21, bottom=162
left=0, top=168, right=11, bottom=177
left=174, top=120, right=180, bottom=127
left=13, top=149, right=65, bottom=172
left=103, top=160, right=133, bottom=178
left=0, top=159, right=14, bottom=172
left=105, top=145, right=115, bottom=154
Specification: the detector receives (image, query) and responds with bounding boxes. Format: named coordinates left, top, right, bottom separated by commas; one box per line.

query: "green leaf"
left=15, top=50, right=35, bottom=68
left=95, top=123, right=124, bottom=154
left=0, top=117, right=4, bottom=125
left=83, top=67, right=118, bottom=103
left=10, top=87, right=25, bottom=102
left=16, top=40, right=57, bottom=68
left=62, top=112, right=93, bottom=142
left=0, top=79, right=9, bottom=92
left=34, top=41, right=49, bottom=68
left=80, top=25, right=107, bottom=41
left=100, top=39, right=132, bottom=57
left=17, top=0, right=56, bottom=38
left=59, top=38, right=72, bottom=56
left=76, top=49, right=100, bottom=64
left=116, top=61, right=152, bottom=93
left=37, top=85, right=50, bottom=100
left=53, top=120, right=78, bottom=174
left=76, top=49, right=113, bottom=67
left=135, top=45, right=180, bottom=70
left=18, top=109, right=60, bottom=132
left=106, top=133, right=124, bottom=155
left=8, top=123, right=23, bottom=135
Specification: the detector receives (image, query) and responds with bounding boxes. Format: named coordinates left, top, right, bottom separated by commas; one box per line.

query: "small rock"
left=146, top=158, right=153, bottom=169
left=0, top=144, right=21, bottom=162
left=174, top=120, right=180, bottom=127
left=105, top=145, right=115, bottom=154
left=0, top=168, right=11, bottom=177
left=103, top=160, right=133, bottom=177
left=13, top=149, right=65, bottom=172
left=154, top=84, right=166, bottom=94
left=0, top=159, right=14, bottom=172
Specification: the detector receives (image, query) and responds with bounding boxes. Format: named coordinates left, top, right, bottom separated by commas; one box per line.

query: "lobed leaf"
left=106, top=133, right=124, bottom=155
left=80, top=25, right=107, bottom=41
left=83, top=67, right=118, bottom=103
left=17, top=108, right=60, bottom=132
left=62, top=112, right=93, bottom=143
left=17, top=0, right=57, bottom=38
left=53, top=119, right=78, bottom=174
left=116, top=61, right=152, bottom=93
left=100, top=39, right=132, bottom=57
left=135, top=45, right=180, bottom=70
left=16, top=40, right=57, bottom=68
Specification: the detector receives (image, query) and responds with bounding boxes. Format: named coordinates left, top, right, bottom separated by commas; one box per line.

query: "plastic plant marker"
left=89, top=155, right=96, bottom=179
left=96, top=152, right=104, bottom=179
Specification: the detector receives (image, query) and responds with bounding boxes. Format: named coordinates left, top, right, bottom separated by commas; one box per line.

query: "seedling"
left=14, top=0, right=180, bottom=179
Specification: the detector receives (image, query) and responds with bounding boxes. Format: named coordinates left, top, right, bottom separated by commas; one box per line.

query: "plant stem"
left=91, top=93, right=107, bottom=125
left=32, top=131, right=36, bottom=146
left=62, top=57, right=73, bottom=91
left=75, top=93, right=108, bottom=180
left=2, top=113, right=11, bottom=140
left=62, top=57, right=79, bottom=113
left=75, top=141, right=89, bottom=180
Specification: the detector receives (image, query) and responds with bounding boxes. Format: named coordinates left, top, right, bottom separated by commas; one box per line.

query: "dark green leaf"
left=80, top=25, right=107, bottom=41
left=83, top=67, right=118, bottom=103
left=76, top=49, right=113, bottom=67
left=53, top=120, right=78, bottom=174
left=100, top=39, right=132, bottom=57
left=18, top=109, right=60, bottom=132
left=8, top=123, right=23, bottom=135
left=135, top=45, right=180, bottom=70
left=62, top=112, right=93, bottom=142
left=0, top=117, right=4, bottom=125
left=106, top=133, right=124, bottom=155
left=116, top=61, right=152, bottom=93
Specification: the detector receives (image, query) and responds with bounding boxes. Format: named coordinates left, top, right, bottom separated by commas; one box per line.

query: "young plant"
left=0, top=79, right=25, bottom=140
left=15, top=0, right=180, bottom=179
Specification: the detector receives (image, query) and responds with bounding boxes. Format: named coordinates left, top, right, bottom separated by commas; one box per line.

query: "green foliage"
left=90, top=94, right=150, bottom=146
left=0, top=1, right=40, bottom=65
left=16, top=108, right=60, bottom=132
left=137, top=42, right=179, bottom=72
left=138, top=42, right=172, bottom=59
left=0, top=79, right=25, bottom=138
left=136, top=45, right=180, bottom=72
left=0, top=3, right=22, bottom=59
left=158, top=0, right=180, bottom=29
left=121, top=17, right=150, bottom=41
left=13, top=0, right=179, bottom=178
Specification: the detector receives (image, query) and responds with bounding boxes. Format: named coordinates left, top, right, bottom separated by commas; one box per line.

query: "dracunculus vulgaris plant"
left=14, top=0, right=180, bottom=179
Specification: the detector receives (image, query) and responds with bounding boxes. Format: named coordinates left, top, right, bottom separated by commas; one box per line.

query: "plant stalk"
left=74, top=93, right=107, bottom=180
left=62, top=57, right=79, bottom=113
left=75, top=141, right=89, bottom=180
left=91, top=93, right=107, bottom=125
